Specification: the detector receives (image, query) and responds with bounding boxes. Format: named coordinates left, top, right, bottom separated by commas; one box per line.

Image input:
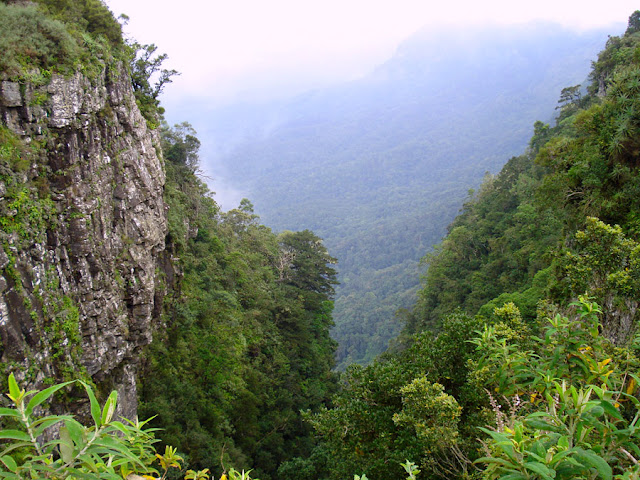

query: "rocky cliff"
left=0, top=63, right=168, bottom=419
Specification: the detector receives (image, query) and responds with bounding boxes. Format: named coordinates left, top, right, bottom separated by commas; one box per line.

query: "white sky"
left=104, top=0, right=637, bottom=106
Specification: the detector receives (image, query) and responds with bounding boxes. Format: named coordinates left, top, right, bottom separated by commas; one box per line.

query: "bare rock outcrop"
left=0, top=63, right=168, bottom=419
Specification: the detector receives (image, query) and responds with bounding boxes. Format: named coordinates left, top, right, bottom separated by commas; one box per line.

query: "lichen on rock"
left=0, top=61, right=169, bottom=420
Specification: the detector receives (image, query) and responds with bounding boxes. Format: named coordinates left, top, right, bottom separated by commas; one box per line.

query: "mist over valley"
left=180, top=22, right=616, bottom=366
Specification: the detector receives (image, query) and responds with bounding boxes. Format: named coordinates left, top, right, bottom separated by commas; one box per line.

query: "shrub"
left=0, top=3, right=81, bottom=76
left=0, top=373, right=160, bottom=478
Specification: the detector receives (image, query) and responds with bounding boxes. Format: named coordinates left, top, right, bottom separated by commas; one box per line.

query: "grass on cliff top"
left=0, top=0, right=123, bottom=79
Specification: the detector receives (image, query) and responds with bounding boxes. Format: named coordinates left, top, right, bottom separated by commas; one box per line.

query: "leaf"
left=30, top=413, right=73, bottom=428
left=63, top=418, right=86, bottom=448
left=557, top=435, right=570, bottom=449
left=101, top=390, right=118, bottom=425
left=598, top=400, right=623, bottom=420
left=77, top=453, right=99, bottom=472
left=25, top=381, right=74, bottom=416
left=525, top=419, right=561, bottom=432
left=0, top=430, right=30, bottom=442
left=627, top=443, right=640, bottom=458
left=479, top=427, right=510, bottom=443
left=527, top=411, right=550, bottom=418
left=586, top=405, right=604, bottom=418
left=573, top=448, right=612, bottom=480
left=0, top=472, right=21, bottom=479
left=473, top=456, right=516, bottom=468
left=499, top=474, right=529, bottom=480
left=93, top=435, right=123, bottom=450
left=0, top=455, right=16, bottom=472
left=624, top=392, right=640, bottom=407
left=555, top=461, right=589, bottom=477
left=524, top=461, right=555, bottom=480
left=106, top=421, right=132, bottom=436
left=0, top=408, right=19, bottom=418
left=550, top=449, right=573, bottom=466
left=59, top=426, right=75, bottom=464
left=0, top=442, right=32, bottom=458
left=93, top=437, right=147, bottom=467
left=32, top=415, right=70, bottom=438
left=80, top=381, right=101, bottom=427
left=7, top=374, right=20, bottom=402
left=526, top=447, right=546, bottom=464
left=478, top=428, right=517, bottom=461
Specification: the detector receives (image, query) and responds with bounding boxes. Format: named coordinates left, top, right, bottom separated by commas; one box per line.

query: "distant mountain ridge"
left=197, top=21, right=618, bottom=367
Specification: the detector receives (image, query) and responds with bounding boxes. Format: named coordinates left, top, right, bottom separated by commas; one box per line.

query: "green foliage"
left=0, top=127, right=29, bottom=172
left=0, top=375, right=264, bottom=480
left=627, top=11, right=640, bottom=36
left=392, top=378, right=461, bottom=448
left=0, top=128, right=55, bottom=250
left=185, top=467, right=211, bottom=480
left=226, top=468, right=260, bottom=480
left=0, top=3, right=81, bottom=76
left=402, top=460, right=421, bottom=480
left=5, top=5, right=640, bottom=480
left=407, top=152, right=561, bottom=336
left=42, top=293, right=84, bottom=381
left=0, top=127, right=90, bottom=384
left=556, top=84, right=582, bottom=110
left=0, top=374, right=160, bottom=479
left=310, top=311, right=483, bottom=480
left=589, top=18, right=640, bottom=97
left=313, top=14, right=640, bottom=480
left=140, top=124, right=338, bottom=479
left=205, top=24, right=606, bottom=368
left=129, top=43, right=179, bottom=123
left=406, top=13, right=640, bottom=342
left=552, top=218, right=640, bottom=342
left=277, top=229, right=338, bottom=298
left=32, top=0, right=123, bottom=48
left=0, top=186, right=55, bottom=242
left=163, top=122, right=201, bottom=172
left=1, top=0, right=170, bottom=124
left=0, top=0, right=125, bottom=79
left=475, top=298, right=640, bottom=480
left=314, top=298, right=640, bottom=479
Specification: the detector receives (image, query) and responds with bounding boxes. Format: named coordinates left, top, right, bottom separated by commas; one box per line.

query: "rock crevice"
left=0, top=64, right=168, bottom=419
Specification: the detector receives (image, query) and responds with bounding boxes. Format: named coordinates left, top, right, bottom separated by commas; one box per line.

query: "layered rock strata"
left=0, top=63, right=168, bottom=419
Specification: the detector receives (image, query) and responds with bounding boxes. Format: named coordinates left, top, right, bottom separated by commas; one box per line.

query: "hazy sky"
left=104, top=0, right=637, bottom=106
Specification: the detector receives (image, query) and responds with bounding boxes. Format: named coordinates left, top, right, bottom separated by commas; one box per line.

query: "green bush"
left=474, top=297, right=640, bottom=480
left=34, top=0, right=123, bottom=48
left=0, top=374, right=259, bottom=480
left=0, top=374, right=160, bottom=478
left=0, top=3, right=81, bottom=76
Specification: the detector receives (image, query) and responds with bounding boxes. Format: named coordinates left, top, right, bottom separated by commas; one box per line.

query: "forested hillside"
left=200, top=23, right=612, bottom=368
left=139, top=123, right=339, bottom=478
left=4, top=3, right=640, bottom=480
left=300, top=12, right=640, bottom=480
left=403, top=18, right=640, bottom=339
left=0, top=1, right=339, bottom=479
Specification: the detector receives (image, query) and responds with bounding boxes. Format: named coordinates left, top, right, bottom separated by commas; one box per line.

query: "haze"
left=105, top=0, right=636, bottom=107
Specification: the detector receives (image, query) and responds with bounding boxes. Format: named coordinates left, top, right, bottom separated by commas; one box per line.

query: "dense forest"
left=301, top=12, right=640, bottom=480
left=3, top=2, right=640, bottom=480
left=139, top=123, right=339, bottom=478
left=0, top=1, right=338, bottom=478
left=200, top=23, right=611, bottom=369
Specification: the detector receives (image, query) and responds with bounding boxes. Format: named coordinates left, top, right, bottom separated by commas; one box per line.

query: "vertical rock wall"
left=0, top=63, right=168, bottom=419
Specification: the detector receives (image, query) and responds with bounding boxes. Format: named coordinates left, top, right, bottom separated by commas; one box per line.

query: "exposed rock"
left=0, top=63, right=169, bottom=420
left=0, top=81, right=21, bottom=107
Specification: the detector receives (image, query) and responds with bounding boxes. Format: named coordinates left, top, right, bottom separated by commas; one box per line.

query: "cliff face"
left=0, top=63, right=168, bottom=419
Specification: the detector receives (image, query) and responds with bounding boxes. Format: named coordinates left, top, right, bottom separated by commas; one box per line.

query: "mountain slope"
left=202, top=22, right=615, bottom=367
left=307, top=16, right=640, bottom=480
